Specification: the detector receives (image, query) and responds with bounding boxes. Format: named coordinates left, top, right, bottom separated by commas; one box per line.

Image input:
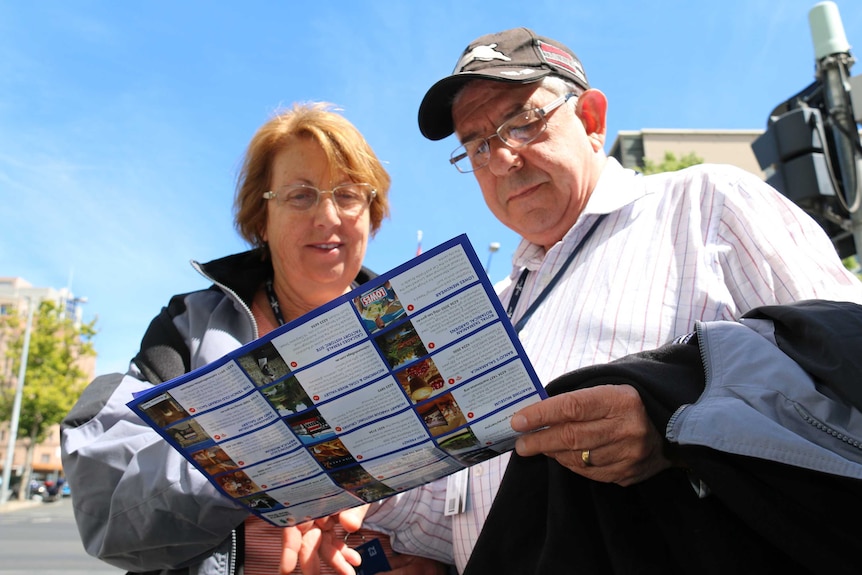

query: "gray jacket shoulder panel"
left=668, top=318, right=862, bottom=478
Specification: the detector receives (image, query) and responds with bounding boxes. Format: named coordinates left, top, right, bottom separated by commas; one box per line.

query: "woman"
left=61, top=103, right=449, bottom=575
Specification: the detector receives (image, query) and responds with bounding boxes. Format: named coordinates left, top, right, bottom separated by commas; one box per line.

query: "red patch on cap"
left=538, top=41, right=586, bottom=83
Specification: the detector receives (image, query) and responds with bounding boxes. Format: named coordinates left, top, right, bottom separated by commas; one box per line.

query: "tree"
left=0, top=299, right=96, bottom=499
left=639, top=151, right=704, bottom=175
left=842, top=256, right=862, bottom=281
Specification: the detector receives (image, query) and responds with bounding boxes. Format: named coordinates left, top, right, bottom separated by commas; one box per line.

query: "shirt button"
left=473, top=465, right=484, bottom=476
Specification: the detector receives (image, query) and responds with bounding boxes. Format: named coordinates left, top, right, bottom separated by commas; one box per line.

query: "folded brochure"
left=128, top=234, right=546, bottom=526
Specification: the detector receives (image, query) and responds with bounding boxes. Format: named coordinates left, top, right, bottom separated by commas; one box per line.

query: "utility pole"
left=1, top=297, right=35, bottom=504
left=751, top=1, right=862, bottom=259
left=809, top=1, right=862, bottom=254
left=485, top=242, right=501, bottom=275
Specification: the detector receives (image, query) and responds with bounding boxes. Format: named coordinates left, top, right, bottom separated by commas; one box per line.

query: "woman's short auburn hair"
left=234, top=102, right=391, bottom=249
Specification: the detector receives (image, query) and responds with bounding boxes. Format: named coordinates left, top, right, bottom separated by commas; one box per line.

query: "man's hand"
left=511, top=384, right=671, bottom=486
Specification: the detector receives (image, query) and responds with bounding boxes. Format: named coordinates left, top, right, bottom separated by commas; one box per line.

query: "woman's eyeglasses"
left=263, top=183, right=376, bottom=215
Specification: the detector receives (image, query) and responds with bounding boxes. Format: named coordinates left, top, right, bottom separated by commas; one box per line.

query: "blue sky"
left=2, top=0, right=860, bottom=376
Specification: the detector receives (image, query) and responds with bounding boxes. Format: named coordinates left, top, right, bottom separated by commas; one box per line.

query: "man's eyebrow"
left=457, top=100, right=531, bottom=144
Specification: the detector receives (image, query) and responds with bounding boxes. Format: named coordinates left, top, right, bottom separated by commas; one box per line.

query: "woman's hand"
left=280, top=505, right=451, bottom=574
left=279, top=507, right=368, bottom=575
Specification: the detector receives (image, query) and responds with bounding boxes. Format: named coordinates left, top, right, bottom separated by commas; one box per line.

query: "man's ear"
left=575, top=89, right=608, bottom=150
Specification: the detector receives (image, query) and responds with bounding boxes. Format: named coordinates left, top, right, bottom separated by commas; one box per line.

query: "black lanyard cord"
left=265, top=277, right=361, bottom=328
left=506, top=214, right=607, bottom=334
left=265, top=278, right=286, bottom=326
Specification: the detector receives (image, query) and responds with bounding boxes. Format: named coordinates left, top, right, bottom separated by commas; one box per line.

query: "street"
left=0, top=498, right=123, bottom=574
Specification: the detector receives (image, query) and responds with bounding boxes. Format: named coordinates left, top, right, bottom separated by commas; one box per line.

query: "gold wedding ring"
left=581, top=449, right=593, bottom=467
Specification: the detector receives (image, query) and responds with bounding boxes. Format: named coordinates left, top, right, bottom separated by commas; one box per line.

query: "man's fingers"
left=513, top=384, right=645, bottom=432
left=511, top=386, right=620, bottom=433
left=514, top=420, right=607, bottom=457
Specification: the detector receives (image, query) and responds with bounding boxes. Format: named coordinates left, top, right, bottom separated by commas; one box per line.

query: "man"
left=294, top=27, right=862, bottom=573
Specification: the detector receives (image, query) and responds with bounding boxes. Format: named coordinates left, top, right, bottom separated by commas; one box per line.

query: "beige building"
left=0, top=277, right=91, bottom=492
left=609, top=128, right=765, bottom=176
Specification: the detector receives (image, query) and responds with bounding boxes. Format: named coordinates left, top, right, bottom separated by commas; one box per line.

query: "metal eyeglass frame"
left=449, top=92, right=576, bottom=173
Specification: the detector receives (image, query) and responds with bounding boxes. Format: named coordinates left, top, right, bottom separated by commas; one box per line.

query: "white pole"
left=485, top=242, right=501, bottom=274
left=1, top=297, right=35, bottom=504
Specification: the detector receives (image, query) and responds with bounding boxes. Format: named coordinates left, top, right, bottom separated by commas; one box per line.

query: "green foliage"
left=0, top=300, right=97, bottom=443
left=842, top=255, right=862, bottom=280
left=639, top=151, right=704, bottom=175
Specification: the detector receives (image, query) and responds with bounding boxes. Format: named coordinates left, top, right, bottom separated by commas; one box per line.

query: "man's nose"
left=486, top=138, right=522, bottom=176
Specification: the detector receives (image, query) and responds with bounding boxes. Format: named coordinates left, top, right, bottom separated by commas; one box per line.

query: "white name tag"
left=444, top=468, right=469, bottom=516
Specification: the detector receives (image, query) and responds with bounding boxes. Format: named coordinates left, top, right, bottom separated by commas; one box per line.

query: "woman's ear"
left=575, top=89, right=608, bottom=150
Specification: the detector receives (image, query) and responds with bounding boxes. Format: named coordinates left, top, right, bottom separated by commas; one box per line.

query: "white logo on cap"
left=456, top=43, right=511, bottom=71
left=501, top=70, right=538, bottom=77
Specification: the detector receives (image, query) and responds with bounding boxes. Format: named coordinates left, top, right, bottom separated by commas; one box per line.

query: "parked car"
left=42, top=481, right=60, bottom=502
left=28, top=480, right=46, bottom=500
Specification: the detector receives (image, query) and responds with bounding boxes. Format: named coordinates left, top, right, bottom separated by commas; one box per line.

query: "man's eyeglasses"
left=263, top=183, right=376, bottom=216
left=449, top=92, right=576, bottom=174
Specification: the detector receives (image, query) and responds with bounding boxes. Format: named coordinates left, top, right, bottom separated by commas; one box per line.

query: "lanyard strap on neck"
left=265, top=278, right=286, bottom=326
left=265, top=277, right=361, bottom=327
left=506, top=214, right=607, bottom=334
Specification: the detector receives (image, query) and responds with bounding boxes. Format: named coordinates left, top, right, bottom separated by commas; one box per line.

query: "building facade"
left=609, top=128, right=765, bottom=177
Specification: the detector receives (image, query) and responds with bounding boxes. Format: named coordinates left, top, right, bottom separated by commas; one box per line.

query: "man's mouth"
left=508, top=183, right=540, bottom=203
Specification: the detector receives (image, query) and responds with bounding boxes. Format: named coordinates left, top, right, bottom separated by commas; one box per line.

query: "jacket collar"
left=192, top=248, right=377, bottom=309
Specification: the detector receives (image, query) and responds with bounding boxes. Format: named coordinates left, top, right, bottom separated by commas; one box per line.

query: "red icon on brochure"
left=189, top=408, right=196, bottom=413
left=214, top=435, right=221, bottom=440
left=467, top=412, right=474, bottom=419
left=238, top=461, right=245, bottom=466
left=428, top=342, right=435, bottom=349
left=407, top=304, right=414, bottom=311
left=335, top=426, right=342, bottom=432
left=261, top=484, right=268, bottom=489
left=448, top=378, right=455, bottom=384
left=356, top=455, right=363, bottom=460
left=290, top=361, right=298, bottom=368
left=313, top=395, right=320, bottom=401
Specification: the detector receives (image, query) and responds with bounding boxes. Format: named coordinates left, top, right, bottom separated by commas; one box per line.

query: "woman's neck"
left=266, top=281, right=350, bottom=326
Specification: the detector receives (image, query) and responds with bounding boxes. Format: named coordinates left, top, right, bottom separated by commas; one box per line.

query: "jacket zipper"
left=191, top=260, right=259, bottom=340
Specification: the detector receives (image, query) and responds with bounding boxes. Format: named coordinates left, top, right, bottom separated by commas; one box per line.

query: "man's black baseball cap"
left=418, top=27, right=590, bottom=141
